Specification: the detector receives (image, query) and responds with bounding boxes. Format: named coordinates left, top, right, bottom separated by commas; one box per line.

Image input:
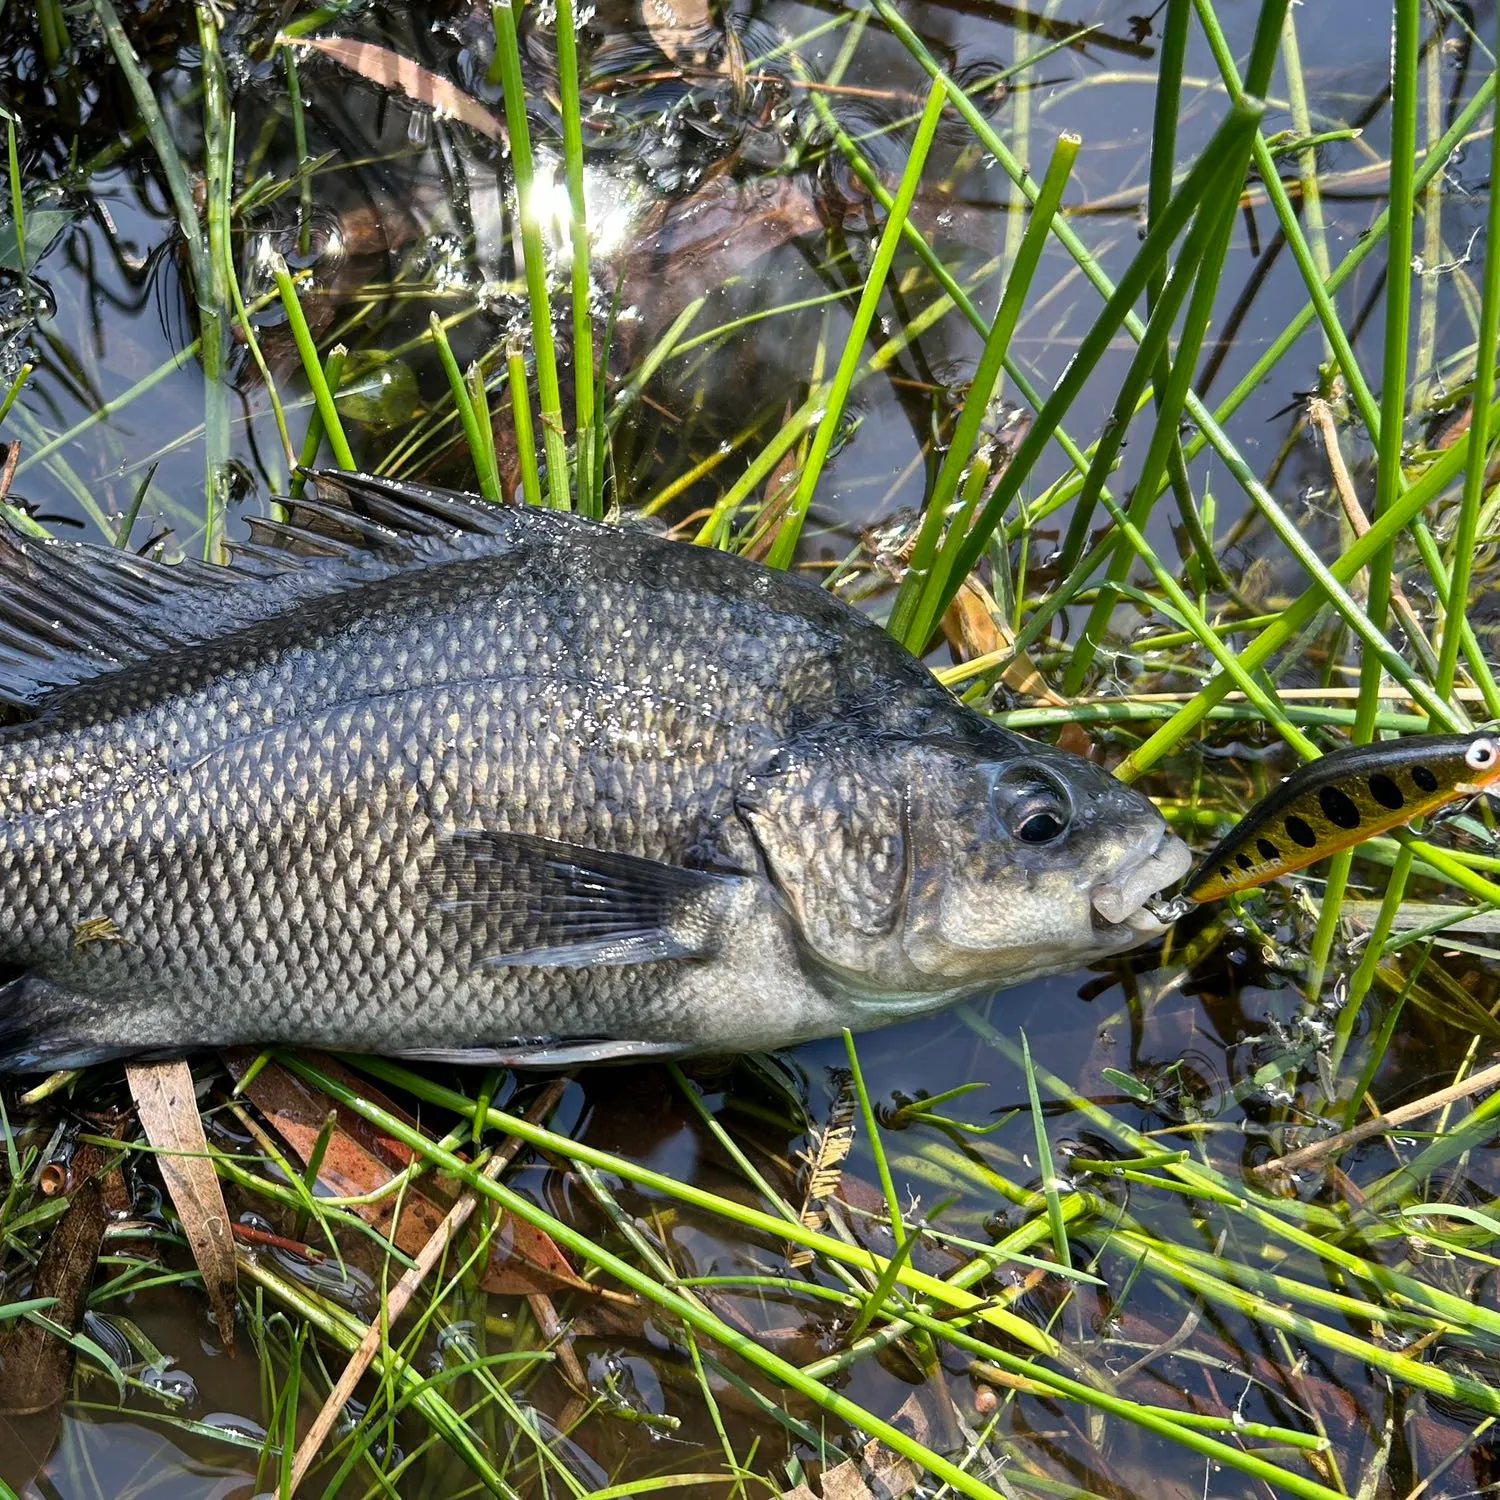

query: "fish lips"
left=1089, top=832, right=1193, bottom=936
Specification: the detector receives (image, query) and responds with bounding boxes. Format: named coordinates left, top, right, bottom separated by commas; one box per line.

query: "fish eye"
left=1015, top=803, right=1068, bottom=843
left=990, top=764, right=1074, bottom=845
left=1467, top=738, right=1498, bottom=771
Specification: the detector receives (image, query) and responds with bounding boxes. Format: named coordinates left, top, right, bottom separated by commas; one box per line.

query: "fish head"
left=894, top=741, right=1192, bottom=990
left=736, top=732, right=1191, bottom=1006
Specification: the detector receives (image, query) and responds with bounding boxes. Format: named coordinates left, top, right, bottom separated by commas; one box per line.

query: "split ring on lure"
left=1147, top=731, right=1500, bottom=921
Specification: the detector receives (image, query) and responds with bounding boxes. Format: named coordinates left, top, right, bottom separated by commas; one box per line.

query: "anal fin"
left=387, top=1039, right=693, bottom=1067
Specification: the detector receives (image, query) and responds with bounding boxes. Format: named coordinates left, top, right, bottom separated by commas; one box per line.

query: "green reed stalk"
left=281, top=45, right=314, bottom=258
left=196, top=5, right=235, bottom=557
left=552, top=0, right=598, bottom=517
left=1063, top=116, right=1261, bottom=693
left=272, top=257, right=355, bottom=470
left=5, top=114, right=23, bottom=277
left=428, top=314, right=496, bottom=502
left=1435, top=14, right=1500, bottom=708
left=971, top=97, right=1264, bottom=592
left=1091, top=487, right=1317, bottom=756
left=890, top=136, right=1077, bottom=652
left=1324, top=0, right=1426, bottom=1016
left=507, top=344, right=542, bottom=509
left=1143, top=0, right=1220, bottom=582
left=94, top=0, right=230, bottom=544
left=285, top=1058, right=1030, bottom=1500
left=1125, top=100, right=1500, bottom=768
left=801, top=85, right=1107, bottom=529
left=329, top=1054, right=1057, bottom=1353
left=0, top=363, right=29, bottom=428
left=217, top=117, right=293, bottom=479
left=37, top=0, right=69, bottom=71
left=467, top=362, right=501, bottom=504
left=289, top=346, right=345, bottom=500
left=1120, top=395, right=1500, bottom=781
left=1194, top=3, right=1500, bottom=716
left=870, top=0, right=1280, bottom=604
left=237, top=1256, right=516, bottom=1496
left=1278, top=9, right=1333, bottom=311
left=765, top=79, right=948, bottom=570
left=490, top=0, right=569, bottom=510
left=1413, top=24, right=1447, bottom=409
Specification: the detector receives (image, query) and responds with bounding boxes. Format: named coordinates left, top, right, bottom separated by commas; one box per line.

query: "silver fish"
left=0, top=473, right=1189, bottom=1071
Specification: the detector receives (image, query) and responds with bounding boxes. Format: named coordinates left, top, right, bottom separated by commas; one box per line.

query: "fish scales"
left=0, top=473, right=1190, bottom=1071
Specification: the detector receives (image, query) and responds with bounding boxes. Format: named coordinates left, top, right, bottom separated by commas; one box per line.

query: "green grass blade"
left=490, top=0, right=570, bottom=510
left=272, top=256, right=355, bottom=470
left=466, top=361, right=501, bottom=503
left=1020, top=1032, right=1069, bottom=1268
left=765, top=79, right=948, bottom=571
left=285, top=1056, right=1036, bottom=1500
left=889, top=133, right=1078, bottom=652
left=1317, top=0, right=1426, bottom=1017
left=1063, top=104, right=1262, bottom=693
left=949, top=94, right=1265, bottom=595
left=93, top=0, right=230, bottom=544
left=290, top=345, right=345, bottom=500
left=0, top=361, right=31, bottom=427
left=336, top=1054, right=1058, bottom=1353
left=1119, top=390, right=1500, bottom=780
left=552, top=0, right=597, bottom=518
left=426, top=313, right=492, bottom=499
left=507, top=342, right=543, bottom=510
left=1435, top=13, right=1500, bottom=708
left=5, top=112, right=23, bottom=276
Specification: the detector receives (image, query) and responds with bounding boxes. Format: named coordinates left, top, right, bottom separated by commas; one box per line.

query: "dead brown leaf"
left=287, top=36, right=504, bottom=145
left=0, top=441, right=18, bottom=504
left=127, top=1061, right=237, bottom=1353
left=223, top=1052, right=450, bottom=1255
left=479, top=1209, right=596, bottom=1298
left=943, top=578, right=1065, bottom=707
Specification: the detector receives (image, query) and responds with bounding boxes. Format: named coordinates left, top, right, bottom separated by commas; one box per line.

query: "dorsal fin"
left=0, top=471, right=544, bottom=708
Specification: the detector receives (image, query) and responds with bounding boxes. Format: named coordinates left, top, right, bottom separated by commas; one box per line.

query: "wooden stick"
left=288, top=1078, right=571, bottom=1493
left=1253, top=1057, right=1500, bottom=1182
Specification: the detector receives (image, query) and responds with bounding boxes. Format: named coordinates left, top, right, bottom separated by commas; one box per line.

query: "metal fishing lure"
left=1151, top=731, right=1500, bottom=918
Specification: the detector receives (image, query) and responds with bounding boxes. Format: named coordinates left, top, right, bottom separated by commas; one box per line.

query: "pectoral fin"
left=428, top=830, right=739, bottom=968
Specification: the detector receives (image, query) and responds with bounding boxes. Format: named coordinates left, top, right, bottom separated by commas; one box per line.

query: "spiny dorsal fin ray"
left=0, top=471, right=550, bottom=709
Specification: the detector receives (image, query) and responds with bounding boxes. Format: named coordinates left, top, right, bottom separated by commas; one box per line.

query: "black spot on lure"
left=1163, top=732, right=1500, bottom=911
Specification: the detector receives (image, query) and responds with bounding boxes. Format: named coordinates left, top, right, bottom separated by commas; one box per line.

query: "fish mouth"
left=1089, top=831, right=1193, bottom=936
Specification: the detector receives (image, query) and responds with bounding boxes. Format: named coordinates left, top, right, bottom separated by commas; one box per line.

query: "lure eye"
left=991, top=765, right=1074, bottom=845
left=1466, top=738, right=1498, bottom=772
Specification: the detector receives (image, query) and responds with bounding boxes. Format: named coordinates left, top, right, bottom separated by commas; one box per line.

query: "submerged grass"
left=4, top=0, right=1500, bottom=1495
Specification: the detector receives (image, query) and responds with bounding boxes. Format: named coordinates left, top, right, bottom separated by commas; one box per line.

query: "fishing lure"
left=1167, top=731, right=1500, bottom=911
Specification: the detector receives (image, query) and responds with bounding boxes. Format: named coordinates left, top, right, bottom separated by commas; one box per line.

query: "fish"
left=0, top=471, right=1191, bottom=1072
left=1179, top=731, right=1500, bottom=905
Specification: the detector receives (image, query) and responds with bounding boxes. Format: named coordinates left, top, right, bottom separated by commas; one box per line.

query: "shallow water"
left=2, top=1, right=1500, bottom=1496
